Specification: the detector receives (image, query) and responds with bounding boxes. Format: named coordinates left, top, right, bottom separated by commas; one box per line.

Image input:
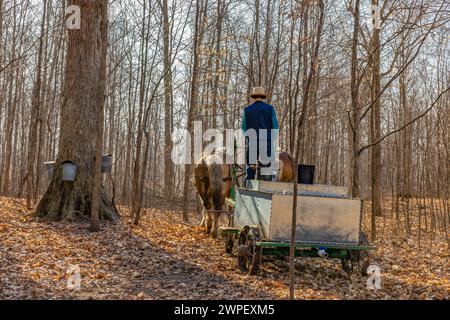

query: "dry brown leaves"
left=0, top=196, right=448, bottom=300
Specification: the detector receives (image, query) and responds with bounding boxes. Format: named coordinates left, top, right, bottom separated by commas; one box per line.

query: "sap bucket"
left=101, top=154, right=112, bottom=173
left=44, top=161, right=55, bottom=178
left=62, top=161, right=77, bottom=182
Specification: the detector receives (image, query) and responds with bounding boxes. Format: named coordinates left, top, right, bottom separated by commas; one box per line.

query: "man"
left=241, top=87, right=279, bottom=182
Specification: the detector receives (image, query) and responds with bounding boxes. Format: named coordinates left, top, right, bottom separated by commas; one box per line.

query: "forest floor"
left=0, top=196, right=448, bottom=300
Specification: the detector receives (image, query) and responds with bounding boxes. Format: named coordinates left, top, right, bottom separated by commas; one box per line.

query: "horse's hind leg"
left=211, top=212, right=220, bottom=239
left=206, top=212, right=213, bottom=235
left=200, top=209, right=206, bottom=227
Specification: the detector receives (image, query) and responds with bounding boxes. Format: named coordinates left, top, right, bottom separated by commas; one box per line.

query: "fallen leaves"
left=0, top=196, right=448, bottom=300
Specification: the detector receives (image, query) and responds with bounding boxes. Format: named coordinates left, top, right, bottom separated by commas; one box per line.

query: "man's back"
left=242, top=101, right=278, bottom=132
left=242, top=87, right=279, bottom=181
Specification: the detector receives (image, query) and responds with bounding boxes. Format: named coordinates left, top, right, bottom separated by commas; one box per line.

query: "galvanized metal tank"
left=234, top=180, right=362, bottom=245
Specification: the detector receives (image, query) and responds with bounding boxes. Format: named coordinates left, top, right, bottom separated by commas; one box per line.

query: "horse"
left=193, top=149, right=232, bottom=238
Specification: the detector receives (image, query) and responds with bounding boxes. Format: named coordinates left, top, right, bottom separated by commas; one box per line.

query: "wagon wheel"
left=225, top=234, right=235, bottom=254
left=237, top=226, right=262, bottom=275
left=341, top=232, right=371, bottom=276
left=232, top=164, right=246, bottom=188
left=224, top=206, right=235, bottom=254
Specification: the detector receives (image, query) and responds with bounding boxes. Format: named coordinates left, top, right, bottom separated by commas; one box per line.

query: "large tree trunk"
left=36, top=0, right=118, bottom=221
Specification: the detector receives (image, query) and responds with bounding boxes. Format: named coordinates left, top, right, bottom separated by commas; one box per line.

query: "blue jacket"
left=241, top=101, right=279, bottom=164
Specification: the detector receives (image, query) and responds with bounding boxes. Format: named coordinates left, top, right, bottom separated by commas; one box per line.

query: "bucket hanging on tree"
left=62, top=161, right=77, bottom=182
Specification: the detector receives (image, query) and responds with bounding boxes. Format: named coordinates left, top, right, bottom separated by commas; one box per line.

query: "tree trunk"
left=182, top=0, right=205, bottom=223
left=90, top=0, right=109, bottom=231
left=130, top=0, right=150, bottom=219
left=27, top=0, right=47, bottom=207
left=162, top=0, right=174, bottom=201
left=36, top=0, right=117, bottom=221
left=290, top=0, right=324, bottom=300
left=370, top=0, right=382, bottom=241
left=348, top=0, right=361, bottom=198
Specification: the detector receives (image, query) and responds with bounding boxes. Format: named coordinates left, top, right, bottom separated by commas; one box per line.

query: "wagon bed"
left=219, top=180, right=376, bottom=275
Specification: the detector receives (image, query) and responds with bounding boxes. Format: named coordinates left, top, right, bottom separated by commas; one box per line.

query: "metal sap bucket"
left=44, top=161, right=55, bottom=178
left=62, top=161, right=77, bottom=182
left=101, top=154, right=112, bottom=173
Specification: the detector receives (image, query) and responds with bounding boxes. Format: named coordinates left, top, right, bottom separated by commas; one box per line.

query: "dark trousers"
left=246, top=166, right=256, bottom=181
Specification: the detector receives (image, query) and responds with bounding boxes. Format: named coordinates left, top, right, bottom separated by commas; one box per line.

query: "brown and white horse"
left=194, top=149, right=232, bottom=238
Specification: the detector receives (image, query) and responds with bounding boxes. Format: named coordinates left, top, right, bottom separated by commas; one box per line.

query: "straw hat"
left=249, top=87, right=268, bottom=99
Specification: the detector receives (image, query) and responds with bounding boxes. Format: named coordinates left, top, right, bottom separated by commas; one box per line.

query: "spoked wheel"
left=237, top=226, right=262, bottom=275
left=225, top=234, right=235, bottom=254
left=341, top=232, right=371, bottom=276
left=232, top=164, right=246, bottom=188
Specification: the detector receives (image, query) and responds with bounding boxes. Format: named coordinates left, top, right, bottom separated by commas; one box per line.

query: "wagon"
left=219, top=180, right=376, bottom=275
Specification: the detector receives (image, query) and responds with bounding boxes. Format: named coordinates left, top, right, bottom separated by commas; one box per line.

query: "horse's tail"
left=208, top=162, right=224, bottom=210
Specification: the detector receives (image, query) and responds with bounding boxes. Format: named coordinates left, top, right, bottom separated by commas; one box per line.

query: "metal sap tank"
left=269, top=194, right=362, bottom=244
left=234, top=181, right=362, bottom=245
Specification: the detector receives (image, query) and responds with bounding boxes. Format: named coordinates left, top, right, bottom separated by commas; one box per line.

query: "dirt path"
left=0, top=197, right=448, bottom=299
